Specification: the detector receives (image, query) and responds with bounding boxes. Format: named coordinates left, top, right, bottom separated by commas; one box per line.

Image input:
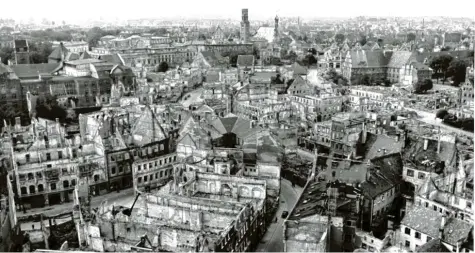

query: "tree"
left=157, top=62, right=169, bottom=72
left=0, top=47, right=14, bottom=64
left=35, top=95, right=67, bottom=122
left=422, top=79, right=433, bottom=91
left=302, top=54, right=317, bottom=66
left=309, top=48, right=317, bottom=55
left=29, top=42, right=53, bottom=64
left=86, top=27, right=105, bottom=49
left=436, top=109, right=449, bottom=119
left=359, top=75, right=371, bottom=85
left=447, top=59, right=467, bottom=86
left=407, top=33, right=416, bottom=42
left=335, top=34, right=345, bottom=44
left=430, top=55, right=454, bottom=83
left=358, top=35, right=367, bottom=46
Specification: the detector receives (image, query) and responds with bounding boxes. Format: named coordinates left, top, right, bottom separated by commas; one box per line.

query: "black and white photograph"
left=0, top=0, right=474, bottom=252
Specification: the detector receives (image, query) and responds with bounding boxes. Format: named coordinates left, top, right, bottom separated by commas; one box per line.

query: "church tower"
left=13, top=40, right=30, bottom=64
left=273, top=15, right=280, bottom=43
left=240, top=9, right=250, bottom=43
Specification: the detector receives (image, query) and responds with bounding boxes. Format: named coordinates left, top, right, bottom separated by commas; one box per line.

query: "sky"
left=3, top=0, right=474, bottom=22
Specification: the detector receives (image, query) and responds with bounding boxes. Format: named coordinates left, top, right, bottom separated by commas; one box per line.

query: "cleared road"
left=255, top=179, right=303, bottom=252
left=180, top=87, right=204, bottom=108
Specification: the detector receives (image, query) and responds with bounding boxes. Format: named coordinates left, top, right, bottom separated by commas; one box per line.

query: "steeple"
left=274, top=15, right=279, bottom=43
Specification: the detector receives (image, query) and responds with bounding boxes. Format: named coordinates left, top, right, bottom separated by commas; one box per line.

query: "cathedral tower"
left=274, top=15, right=280, bottom=43
left=240, top=9, right=250, bottom=43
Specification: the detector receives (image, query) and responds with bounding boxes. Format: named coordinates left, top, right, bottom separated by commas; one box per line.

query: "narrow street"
left=255, top=179, right=303, bottom=252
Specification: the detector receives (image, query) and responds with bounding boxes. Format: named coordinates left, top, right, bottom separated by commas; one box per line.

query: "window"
left=138, top=165, right=142, bottom=171
left=25, top=154, right=30, bottom=162
left=406, top=169, right=414, bottom=177
left=425, top=202, right=429, bottom=208
left=405, top=227, right=411, bottom=235
left=160, top=171, right=163, bottom=178
left=46, top=153, right=51, bottom=161
left=418, top=172, right=425, bottom=179
left=119, top=166, right=123, bottom=173
left=71, top=179, right=76, bottom=186
left=38, top=184, right=44, bottom=192
left=468, top=202, right=472, bottom=209
left=111, top=166, right=116, bottom=174
left=21, top=187, right=27, bottom=194
left=433, top=205, right=437, bottom=211
left=51, top=183, right=56, bottom=190
left=144, top=175, right=148, bottom=182
left=58, top=151, right=63, bottom=159
left=405, top=241, right=410, bottom=247
left=415, top=232, right=421, bottom=239
left=138, top=177, right=142, bottom=183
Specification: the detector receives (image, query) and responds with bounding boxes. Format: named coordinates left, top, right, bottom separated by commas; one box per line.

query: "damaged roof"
left=401, top=204, right=444, bottom=239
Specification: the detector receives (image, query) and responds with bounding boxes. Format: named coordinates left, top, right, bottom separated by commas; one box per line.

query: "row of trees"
left=0, top=41, right=53, bottom=64
left=86, top=27, right=122, bottom=49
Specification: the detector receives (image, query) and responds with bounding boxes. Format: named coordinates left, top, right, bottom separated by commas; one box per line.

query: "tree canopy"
left=335, top=34, right=345, bottom=44
left=447, top=59, right=467, bottom=86
left=86, top=27, right=121, bottom=49
left=35, top=95, right=67, bottom=122
left=157, top=62, right=169, bottom=72
left=413, top=79, right=433, bottom=93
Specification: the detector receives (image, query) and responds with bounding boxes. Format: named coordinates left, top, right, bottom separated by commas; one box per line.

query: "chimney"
left=437, top=135, right=441, bottom=154
left=361, top=121, right=367, bottom=144
left=440, top=215, right=446, bottom=239
left=423, top=139, right=429, bottom=151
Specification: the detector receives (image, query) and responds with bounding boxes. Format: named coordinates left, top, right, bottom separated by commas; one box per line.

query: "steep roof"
left=10, top=63, right=60, bottom=79
left=292, top=62, right=307, bottom=75
left=350, top=50, right=388, bottom=68
left=401, top=204, right=444, bottom=238
left=130, top=106, right=167, bottom=146
left=387, top=51, right=414, bottom=68
left=99, top=53, right=124, bottom=65
left=442, top=217, right=473, bottom=246
left=48, top=43, right=69, bottom=61
left=80, top=51, right=92, bottom=60
left=200, top=51, right=228, bottom=67
left=360, top=154, right=403, bottom=199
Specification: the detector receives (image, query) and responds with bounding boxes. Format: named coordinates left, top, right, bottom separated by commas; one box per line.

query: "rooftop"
left=401, top=204, right=443, bottom=238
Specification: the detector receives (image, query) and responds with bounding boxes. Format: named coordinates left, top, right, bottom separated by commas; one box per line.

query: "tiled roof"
left=360, top=154, right=403, bottom=199
left=237, top=55, right=254, bottom=66
left=292, top=62, right=307, bottom=75
left=48, top=43, right=69, bottom=60
left=417, top=239, right=450, bottom=252
left=387, top=51, right=414, bottom=68
left=442, top=217, right=473, bottom=246
left=350, top=50, right=388, bottom=68
left=99, top=53, right=124, bottom=65
left=10, top=63, right=60, bottom=79
left=401, top=204, right=443, bottom=238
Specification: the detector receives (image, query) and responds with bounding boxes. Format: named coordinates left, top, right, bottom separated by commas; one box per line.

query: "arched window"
left=28, top=173, right=34, bottom=180
left=63, top=180, right=69, bottom=188
left=94, top=175, right=100, bottom=182
left=21, top=187, right=27, bottom=195
left=38, top=184, right=44, bottom=192
left=29, top=185, right=35, bottom=194
left=71, top=179, right=76, bottom=186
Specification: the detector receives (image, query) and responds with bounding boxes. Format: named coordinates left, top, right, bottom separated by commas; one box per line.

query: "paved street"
left=180, top=87, right=203, bottom=108
left=404, top=107, right=474, bottom=137
left=255, top=179, right=303, bottom=252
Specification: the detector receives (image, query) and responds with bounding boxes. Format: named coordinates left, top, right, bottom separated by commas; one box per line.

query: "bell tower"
left=240, top=9, right=250, bottom=43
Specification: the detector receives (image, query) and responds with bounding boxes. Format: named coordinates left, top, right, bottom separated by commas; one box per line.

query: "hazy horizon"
left=3, top=0, right=474, bottom=23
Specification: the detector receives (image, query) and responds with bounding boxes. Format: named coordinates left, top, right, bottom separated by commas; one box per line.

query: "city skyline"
left=3, top=0, right=475, bottom=23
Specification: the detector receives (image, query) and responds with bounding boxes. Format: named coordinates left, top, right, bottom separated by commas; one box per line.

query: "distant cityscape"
left=0, top=7, right=474, bottom=253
